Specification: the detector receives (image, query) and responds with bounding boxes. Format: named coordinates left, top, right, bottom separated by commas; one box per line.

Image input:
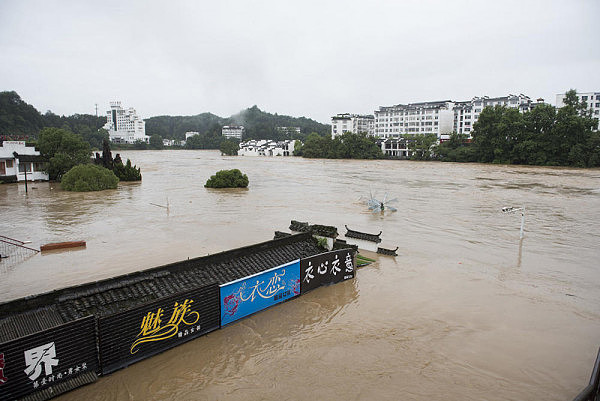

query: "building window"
left=18, top=163, right=32, bottom=173
left=6, top=160, right=13, bottom=168
left=582, top=96, right=588, bottom=101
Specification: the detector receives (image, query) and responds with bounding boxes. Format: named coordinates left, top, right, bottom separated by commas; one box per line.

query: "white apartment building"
left=374, top=101, right=455, bottom=140
left=222, top=126, right=245, bottom=140
left=331, top=114, right=375, bottom=139
left=556, top=91, right=600, bottom=125
left=104, top=101, right=149, bottom=144
left=277, top=127, right=301, bottom=136
left=453, top=94, right=536, bottom=137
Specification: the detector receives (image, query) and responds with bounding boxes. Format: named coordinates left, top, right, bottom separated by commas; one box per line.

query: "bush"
left=61, top=164, right=119, bottom=192
left=113, top=157, right=142, bottom=181
left=205, top=169, right=249, bottom=188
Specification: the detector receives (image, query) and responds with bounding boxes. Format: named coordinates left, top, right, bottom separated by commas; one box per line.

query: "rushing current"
left=1, top=150, right=599, bottom=400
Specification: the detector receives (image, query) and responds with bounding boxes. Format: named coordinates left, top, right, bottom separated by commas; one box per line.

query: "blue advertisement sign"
left=220, top=260, right=300, bottom=325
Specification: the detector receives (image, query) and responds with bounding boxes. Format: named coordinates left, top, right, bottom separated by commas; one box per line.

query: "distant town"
left=102, top=91, right=599, bottom=159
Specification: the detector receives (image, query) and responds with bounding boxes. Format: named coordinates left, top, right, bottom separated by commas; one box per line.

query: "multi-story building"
left=452, top=94, right=535, bottom=137
left=374, top=101, right=455, bottom=140
left=222, top=126, right=245, bottom=140
left=556, top=91, right=600, bottom=125
left=277, top=127, right=301, bottom=137
left=331, top=114, right=375, bottom=139
left=104, top=101, right=148, bottom=144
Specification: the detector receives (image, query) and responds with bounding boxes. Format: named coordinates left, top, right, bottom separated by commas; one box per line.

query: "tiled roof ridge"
left=0, top=233, right=318, bottom=319
left=344, top=225, right=383, bottom=243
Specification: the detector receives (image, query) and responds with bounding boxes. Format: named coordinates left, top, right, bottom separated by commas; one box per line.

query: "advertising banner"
left=220, top=260, right=300, bottom=326
left=98, top=284, right=220, bottom=375
left=0, top=316, right=98, bottom=400
left=300, top=249, right=356, bottom=294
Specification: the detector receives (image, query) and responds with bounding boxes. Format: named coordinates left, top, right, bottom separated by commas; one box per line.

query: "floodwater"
left=1, top=150, right=600, bottom=400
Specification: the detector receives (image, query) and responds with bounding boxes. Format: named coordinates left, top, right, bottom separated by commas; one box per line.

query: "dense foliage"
left=204, top=169, right=249, bottom=188
left=300, top=132, right=383, bottom=159
left=0, top=91, right=107, bottom=147
left=435, top=90, right=600, bottom=167
left=407, top=134, right=438, bottom=160
left=149, top=134, right=163, bottom=149
left=1, top=92, right=329, bottom=151
left=61, top=164, right=119, bottom=192
left=147, top=106, right=330, bottom=144
left=185, top=131, right=225, bottom=149
left=37, top=127, right=91, bottom=180
left=94, top=139, right=142, bottom=181
left=220, top=139, right=239, bottom=156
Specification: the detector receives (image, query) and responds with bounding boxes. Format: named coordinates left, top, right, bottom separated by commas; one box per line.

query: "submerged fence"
left=0, top=235, right=39, bottom=271
left=0, top=235, right=356, bottom=401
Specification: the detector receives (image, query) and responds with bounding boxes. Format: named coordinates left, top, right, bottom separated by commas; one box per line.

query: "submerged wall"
left=0, top=234, right=356, bottom=400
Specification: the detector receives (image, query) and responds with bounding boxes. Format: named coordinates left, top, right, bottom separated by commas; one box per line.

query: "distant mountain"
left=146, top=105, right=330, bottom=141
left=0, top=91, right=330, bottom=144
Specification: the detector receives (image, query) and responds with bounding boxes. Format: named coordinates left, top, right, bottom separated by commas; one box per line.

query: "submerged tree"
left=205, top=169, right=249, bottom=188
left=94, top=139, right=142, bottom=181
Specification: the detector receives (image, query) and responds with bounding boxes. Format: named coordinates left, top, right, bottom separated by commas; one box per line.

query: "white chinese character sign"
left=0, top=316, right=98, bottom=400
left=24, top=342, right=59, bottom=380
left=300, top=249, right=356, bottom=294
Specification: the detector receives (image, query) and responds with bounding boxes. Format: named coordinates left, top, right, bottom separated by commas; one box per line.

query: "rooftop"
left=0, top=233, right=321, bottom=342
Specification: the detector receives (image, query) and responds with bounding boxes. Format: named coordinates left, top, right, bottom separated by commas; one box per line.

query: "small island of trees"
left=205, top=169, right=249, bottom=188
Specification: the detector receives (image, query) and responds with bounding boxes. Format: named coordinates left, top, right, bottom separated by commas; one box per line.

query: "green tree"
left=220, top=139, right=239, bottom=156
left=205, top=169, right=249, bottom=188
left=407, top=134, right=438, bottom=160
left=293, top=140, right=304, bottom=156
left=301, top=133, right=333, bottom=158
left=113, top=158, right=142, bottom=181
left=149, top=134, right=164, bottom=149
left=434, top=132, right=476, bottom=162
left=37, top=127, right=91, bottom=180
left=61, top=164, right=119, bottom=191
left=471, top=106, right=524, bottom=163
left=0, top=91, right=44, bottom=137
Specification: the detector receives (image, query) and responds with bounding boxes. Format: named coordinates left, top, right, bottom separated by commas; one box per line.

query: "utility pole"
left=95, top=103, right=99, bottom=129
left=23, top=163, right=28, bottom=194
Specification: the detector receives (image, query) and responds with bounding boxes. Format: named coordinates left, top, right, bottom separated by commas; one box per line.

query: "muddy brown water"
left=1, top=150, right=599, bottom=400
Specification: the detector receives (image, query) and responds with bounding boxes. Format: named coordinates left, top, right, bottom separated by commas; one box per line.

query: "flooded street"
left=1, top=150, right=599, bottom=400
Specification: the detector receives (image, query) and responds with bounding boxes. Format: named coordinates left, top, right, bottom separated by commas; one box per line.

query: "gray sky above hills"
left=0, top=0, right=598, bottom=124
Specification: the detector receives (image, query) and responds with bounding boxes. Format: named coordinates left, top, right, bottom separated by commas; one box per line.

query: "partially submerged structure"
left=0, top=141, right=48, bottom=183
left=0, top=233, right=356, bottom=400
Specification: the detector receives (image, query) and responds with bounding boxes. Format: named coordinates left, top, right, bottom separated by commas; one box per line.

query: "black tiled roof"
left=377, top=246, right=399, bottom=256
left=12, top=152, right=47, bottom=162
left=289, top=220, right=338, bottom=238
left=345, top=225, right=382, bottom=243
left=0, top=233, right=321, bottom=342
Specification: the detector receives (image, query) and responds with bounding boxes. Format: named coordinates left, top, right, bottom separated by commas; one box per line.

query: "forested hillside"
left=0, top=91, right=107, bottom=148
left=146, top=105, right=330, bottom=141
left=1, top=92, right=331, bottom=147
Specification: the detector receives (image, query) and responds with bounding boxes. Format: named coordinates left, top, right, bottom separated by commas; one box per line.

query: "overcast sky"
left=1, top=0, right=599, bottom=124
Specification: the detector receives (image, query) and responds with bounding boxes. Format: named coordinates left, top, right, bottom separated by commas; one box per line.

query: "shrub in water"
left=61, top=164, right=119, bottom=192
left=205, top=169, right=249, bottom=188
left=113, top=157, right=142, bottom=181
